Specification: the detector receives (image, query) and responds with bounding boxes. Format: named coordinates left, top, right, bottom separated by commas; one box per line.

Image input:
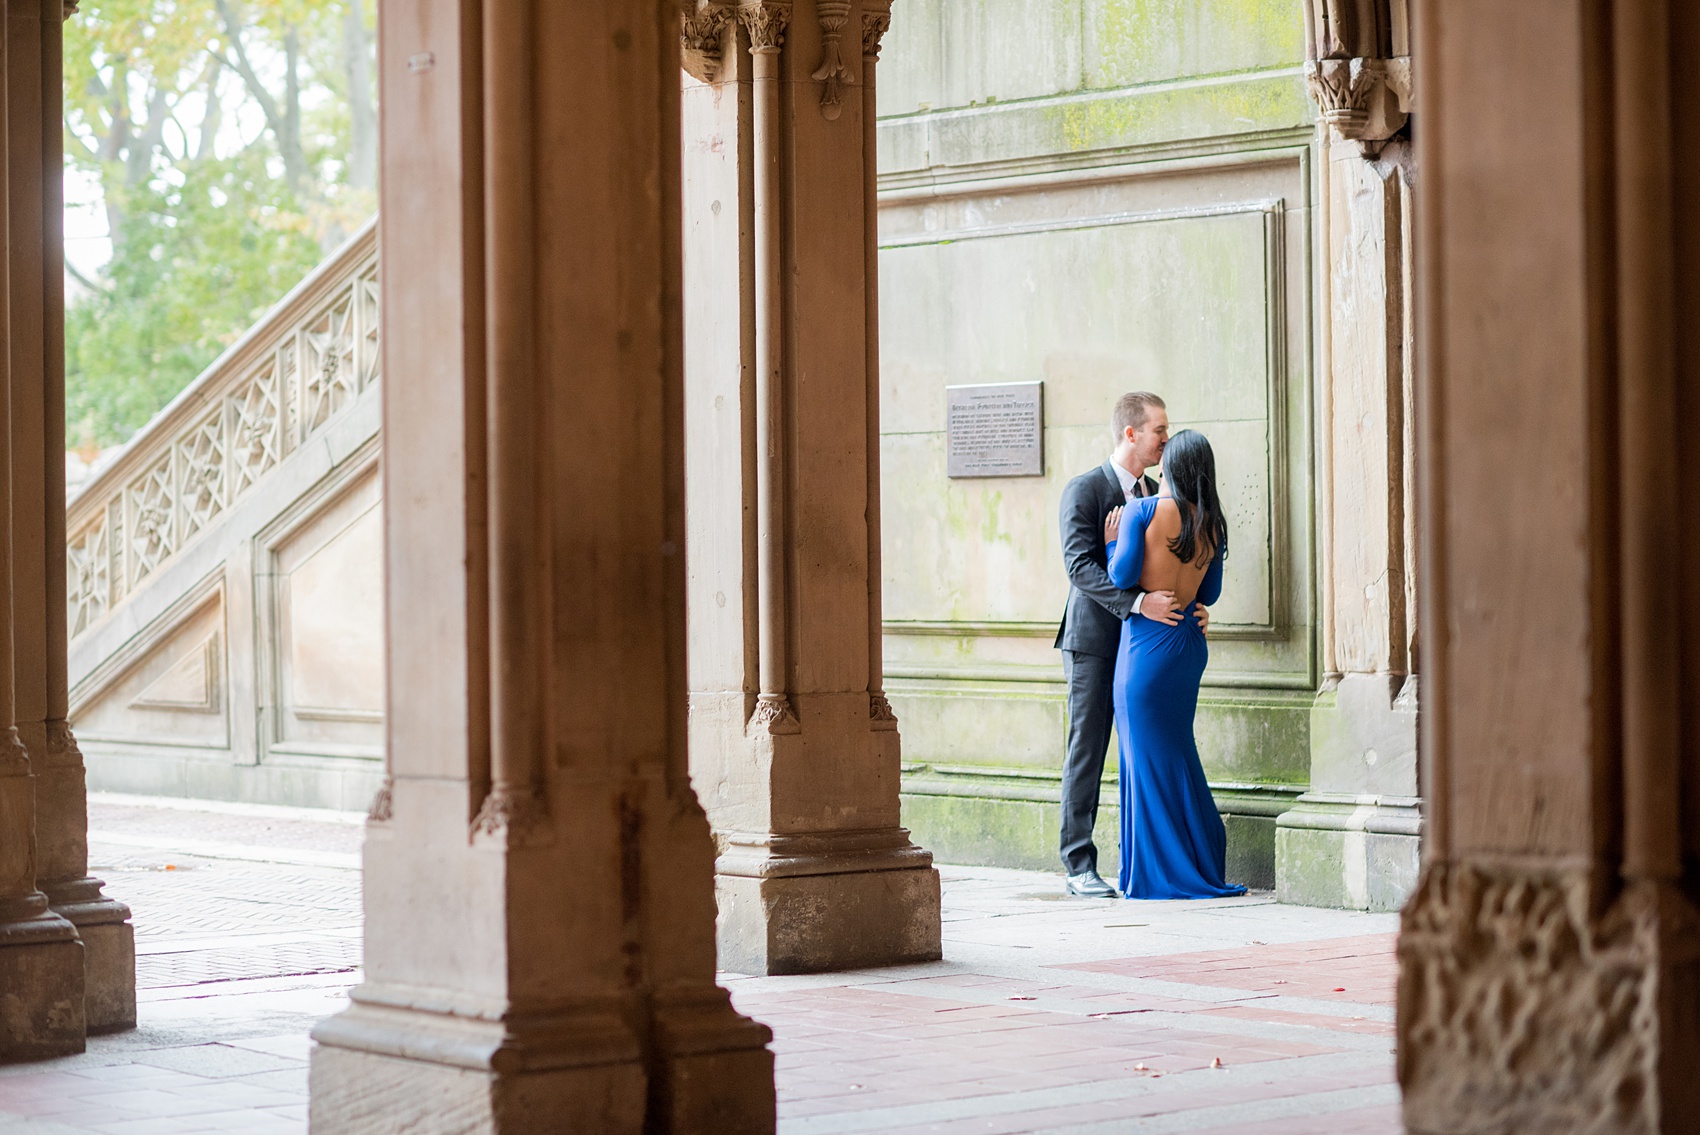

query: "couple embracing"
left=1054, top=392, right=1245, bottom=902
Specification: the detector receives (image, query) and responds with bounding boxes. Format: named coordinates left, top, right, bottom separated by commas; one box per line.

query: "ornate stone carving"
left=470, top=785, right=547, bottom=842
left=65, top=235, right=380, bottom=643
left=811, top=0, right=853, bottom=119
left=1306, top=57, right=1381, bottom=135
left=367, top=776, right=394, bottom=823
left=127, top=455, right=176, bottom=586
left=869, top=691, right=897, bottom=729
left=861, top=9, right=891, bottom=61
left=176, top=410, right=227, bottom=543
left=45, top=720, right=84, bottom=770
left=357, top=269, right=381, bottom=388
left=1383, top=55, right=1412, bottom=113
left=751, top=692, right=801, bottom=734
left=680, top=6, right=731, bottom=83
left=737, top=1, right=788, bottom=53
left=304, top=289, right=358, bottom=435
left=67, top=516, right=110, bottom=637
left=230, top=361, right=283, bottom=496
left=1399, top=862, right=1700, bottom=1134
left=0, top=725, right=29, bottom=776
left=1305, top=56, right=1408, bottom=154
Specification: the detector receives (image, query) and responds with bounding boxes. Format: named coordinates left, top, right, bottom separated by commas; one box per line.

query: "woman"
left=1103, top=429, right=1245, bottom=900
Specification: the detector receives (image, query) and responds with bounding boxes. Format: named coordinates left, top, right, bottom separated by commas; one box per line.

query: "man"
left=1053, top=392, right=1207, bottom=897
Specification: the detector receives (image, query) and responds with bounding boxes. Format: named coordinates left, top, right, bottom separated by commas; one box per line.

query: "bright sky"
left=64, top=165, right=109, bottom=288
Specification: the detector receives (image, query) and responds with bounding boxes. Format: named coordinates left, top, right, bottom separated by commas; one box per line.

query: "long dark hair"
left=1160, top=429, right=1228, bottom=566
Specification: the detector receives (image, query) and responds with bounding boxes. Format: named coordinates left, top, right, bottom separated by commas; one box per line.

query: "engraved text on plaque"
left=946, top=381, right=1044, bottom=478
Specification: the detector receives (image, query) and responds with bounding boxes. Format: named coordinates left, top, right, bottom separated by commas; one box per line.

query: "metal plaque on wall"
left=946, top=381, right=1044, bottom=478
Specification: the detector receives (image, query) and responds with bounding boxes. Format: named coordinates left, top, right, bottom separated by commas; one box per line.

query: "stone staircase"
left=66, top=220, right=385, bottom=810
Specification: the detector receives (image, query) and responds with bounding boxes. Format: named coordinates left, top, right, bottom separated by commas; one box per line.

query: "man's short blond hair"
left=1113, top=392, right=1166, bottom=437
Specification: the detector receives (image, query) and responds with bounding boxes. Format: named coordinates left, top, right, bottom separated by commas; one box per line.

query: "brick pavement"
left=0, top=795, right=1404, bottom=1134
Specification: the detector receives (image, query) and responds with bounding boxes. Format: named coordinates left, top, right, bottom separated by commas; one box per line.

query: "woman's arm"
left=1197, top=544, right=1225, bottom=607
left=1107, top=503, right=1147, bottom=589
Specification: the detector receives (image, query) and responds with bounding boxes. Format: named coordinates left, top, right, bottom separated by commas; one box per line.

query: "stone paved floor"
left=0, top=795, right=1402, bottom=1133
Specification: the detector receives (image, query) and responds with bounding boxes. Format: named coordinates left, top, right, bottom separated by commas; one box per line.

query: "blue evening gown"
left=1105, top=496, right=1245, bottom=900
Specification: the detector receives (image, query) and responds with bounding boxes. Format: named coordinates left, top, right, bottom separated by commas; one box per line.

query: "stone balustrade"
left=67, top=221, right=379, bottom=641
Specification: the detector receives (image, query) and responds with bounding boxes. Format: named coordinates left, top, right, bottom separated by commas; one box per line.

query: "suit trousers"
left=1060, top=648, right=1116, bottom=876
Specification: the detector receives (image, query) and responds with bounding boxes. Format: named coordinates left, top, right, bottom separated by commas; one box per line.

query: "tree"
left=64, top=0, right=376, bottom=450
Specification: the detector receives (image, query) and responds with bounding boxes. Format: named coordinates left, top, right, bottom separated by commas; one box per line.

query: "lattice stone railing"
left=67, top=219, right=380, bottom=640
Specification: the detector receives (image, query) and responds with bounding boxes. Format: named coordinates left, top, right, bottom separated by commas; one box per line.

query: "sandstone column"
left=681, top=0, right=941, bottom=976
left=1277, top=0, right=1422, bottom=912
left=1399, top=1, right=1700, bottom=1130
left=18, top=0, right=133, bottom=1034
left=0, top=0, right=83, bottom=1061
left=308, top=0, right=773, bottom=1130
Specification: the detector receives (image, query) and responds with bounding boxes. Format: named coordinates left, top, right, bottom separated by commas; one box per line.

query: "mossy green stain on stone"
left=1047, top=75, right=1310, bottom=155
left=1086, top=0, right=1305, bottom=90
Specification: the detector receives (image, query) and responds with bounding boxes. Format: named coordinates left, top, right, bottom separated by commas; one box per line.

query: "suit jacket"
left=1054, top=460, right=1157, bottom=658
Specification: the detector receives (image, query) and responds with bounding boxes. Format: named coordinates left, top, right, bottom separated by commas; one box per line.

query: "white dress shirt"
left=1110, top=459, right=1152, bottom=501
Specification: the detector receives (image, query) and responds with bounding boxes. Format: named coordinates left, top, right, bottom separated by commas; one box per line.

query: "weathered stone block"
left=896, top=790, right=1121, bottom=872
left=78, top=919, right=135, bottom=1034
left=716, top=866, right=942, bottom=976
left=1275, top=818, right=1418, bottom=912
left=1275, top=824, right=1350, bottom=908
left=655, top=1046, right=777, bottom=1135
left=900, top=783, right=1283, bottom=890
left=0, top=934, right=85, bottom=1060
left=1222, top=814, right=1276, bottom=891
left=310, top=1043, right=647, bottom=1135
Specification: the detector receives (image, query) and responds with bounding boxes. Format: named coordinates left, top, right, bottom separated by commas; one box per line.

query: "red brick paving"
left=1055, top=933, right=1399, bottom=1003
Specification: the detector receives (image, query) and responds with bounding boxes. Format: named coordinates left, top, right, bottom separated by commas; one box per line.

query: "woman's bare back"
left=1139, top=498, right=1214, bottom=607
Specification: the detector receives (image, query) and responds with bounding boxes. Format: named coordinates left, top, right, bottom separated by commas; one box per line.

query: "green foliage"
left=66, top=153, right=325, bottom=446
left=63, top=0, right=375, bottom=449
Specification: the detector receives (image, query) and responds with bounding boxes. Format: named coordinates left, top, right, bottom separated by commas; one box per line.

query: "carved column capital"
left=751, top=692, right=801, bottom=735
left=62, top=0, right=78, bottom=18
left=680, top=3, right=733, bottom=84
left=470, top=785, right=550, bottom=845
left=43, top=720, right=83, bottom=769
left=737, top=1, right=790, bottom=53
left=861, top=4, right=892, bottom=61
left=1306, top=55, right=1409, bottom=155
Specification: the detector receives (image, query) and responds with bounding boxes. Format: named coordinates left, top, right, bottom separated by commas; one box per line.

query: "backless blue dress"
left=1105, top=496, right=1245, bottom=900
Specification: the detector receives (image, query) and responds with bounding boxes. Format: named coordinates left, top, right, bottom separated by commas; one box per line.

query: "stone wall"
left=68, top=229, right=385, bottom=812
left=874, top=0, right=1317, bottom=883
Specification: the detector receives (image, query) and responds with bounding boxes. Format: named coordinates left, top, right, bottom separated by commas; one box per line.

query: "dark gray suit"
left=1055, top=460, right=1155, bottom=876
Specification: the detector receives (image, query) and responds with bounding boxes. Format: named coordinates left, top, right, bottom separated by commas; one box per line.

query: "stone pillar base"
left=1275, top=796, right=1420, bottom=911
left=1281, top=673, right=1421, bottom=910
left=1399, top=865, right=1700, bottom=1133
left=650, top=987, right=776, bottom=1135
left=311, top=1042, right=647, bottom=1135
left=716, top=853, right=942, bottom=975
left=312, top=987, right=775, bottom=1134
left=0, top=912, right=85, bottom=1060
left=48, top=880, right=135, bottom=1033
left=75, top=919, right=135, bottom=1034
left=312, top=999, right=647, bottom=1134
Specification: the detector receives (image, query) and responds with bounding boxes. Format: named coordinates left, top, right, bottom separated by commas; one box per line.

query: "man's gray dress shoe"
left=1065, top=870, right=1118, bottom=898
